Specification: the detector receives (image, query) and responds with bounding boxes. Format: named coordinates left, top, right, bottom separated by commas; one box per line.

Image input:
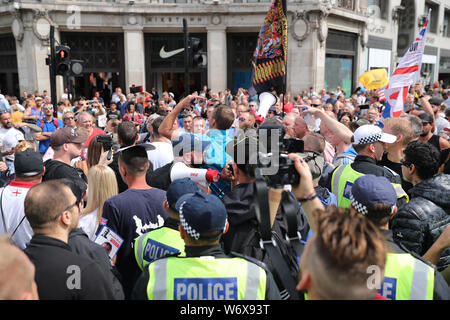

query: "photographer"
left=106, top=103, right=122, bottom=122
left=122, top=102, right=144, bottom=130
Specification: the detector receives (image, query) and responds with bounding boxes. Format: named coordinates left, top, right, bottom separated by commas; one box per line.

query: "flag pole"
left=282, top=0, right=287, bottom=119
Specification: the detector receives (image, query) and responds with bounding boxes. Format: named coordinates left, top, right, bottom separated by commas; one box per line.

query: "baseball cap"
left=175, top=192, right=227, bottom=240
left=298, top=151, right=324, bottom=185
left=172, top=133, right=211, bottom=157
left=14, top=149, right=44, bottom=176
left=350, top=174, right=397, bottom=218
left=166, top=178, right=202, bottom=208
left=418, top=112, right=434, bottom=124
left=352, top=125, right=396, bottom=145
left=50, top=127, right=88, bottom=148
left=35, top=96, right=43, bottom=101
left=428, top=97, right=444, bottom=106
left=169, top=92, right=175, bottom=98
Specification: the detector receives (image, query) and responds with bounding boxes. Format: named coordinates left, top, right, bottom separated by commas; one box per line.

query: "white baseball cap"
left=352, top=125, right=396, bottom=145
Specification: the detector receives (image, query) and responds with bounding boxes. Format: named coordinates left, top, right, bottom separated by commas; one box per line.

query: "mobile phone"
left=228, top=163, right=234, bottom=176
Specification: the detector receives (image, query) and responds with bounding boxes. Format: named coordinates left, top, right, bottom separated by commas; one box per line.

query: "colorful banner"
left=250, top=0, right=287, bottom=95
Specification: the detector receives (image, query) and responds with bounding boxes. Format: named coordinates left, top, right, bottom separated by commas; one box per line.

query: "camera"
left=257, top=120, right=304, bottom=187
left=129, top=85, right=143, bottom=94
left=226, top=121, right=304, bottom=188
left=96, top=133, right=114, bottom=160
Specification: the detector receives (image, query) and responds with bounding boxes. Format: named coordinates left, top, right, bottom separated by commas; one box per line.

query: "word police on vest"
left=170, top=161, right=219, bottom=188
left=175, top=278, right=237, bottom=300
left=143, top=239, right=179, bottom=262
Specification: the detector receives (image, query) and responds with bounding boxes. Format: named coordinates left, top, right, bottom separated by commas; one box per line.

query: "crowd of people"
left=0, top=79, right=449, bottom=300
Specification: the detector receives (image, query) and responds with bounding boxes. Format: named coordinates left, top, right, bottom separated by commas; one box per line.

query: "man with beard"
left=417, top=112, right=450, bottom=151
left=23, top=180, right=115, bottom=299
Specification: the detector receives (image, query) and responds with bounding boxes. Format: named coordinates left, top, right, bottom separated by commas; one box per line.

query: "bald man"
left=0, top=236, right=38, bottom=300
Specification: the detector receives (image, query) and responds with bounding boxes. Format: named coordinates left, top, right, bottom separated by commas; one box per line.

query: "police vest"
left=134, top=227, right=185, bottom=271
left=331, top=164, right=408, bottom=209
left=380, top=253, right=435, bottom=300
left=147, top=256, right=267, bottom=300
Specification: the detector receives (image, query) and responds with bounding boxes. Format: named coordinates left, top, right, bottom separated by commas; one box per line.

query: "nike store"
left=145, top=33, right=207, bottom=100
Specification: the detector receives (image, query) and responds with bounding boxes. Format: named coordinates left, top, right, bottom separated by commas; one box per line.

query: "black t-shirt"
left=378, top=152, right=414, bottom=195
left=106, top=110, right=122, bottom=121
left=147, top=161, right=173, bottom=191
left=43, top=159, right=88, bottom=193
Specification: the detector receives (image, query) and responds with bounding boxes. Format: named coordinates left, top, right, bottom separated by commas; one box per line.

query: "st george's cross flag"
left=382, top=10, right=431, bottom=120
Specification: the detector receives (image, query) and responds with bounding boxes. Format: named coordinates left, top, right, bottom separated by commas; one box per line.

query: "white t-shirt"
left=0, top=181, right=35, bottom=249
left=147, top=141, right=174, bottom=170
left=80, top=209, right=99, bottom=241
left=0, top=127, right=24, bottom=161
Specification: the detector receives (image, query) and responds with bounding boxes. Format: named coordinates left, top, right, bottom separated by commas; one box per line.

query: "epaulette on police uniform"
left=397, top=241, right=437, bottom=269
left=229, top=251, right=270, bottom=274
left=383, top=166, right=400, bottom=176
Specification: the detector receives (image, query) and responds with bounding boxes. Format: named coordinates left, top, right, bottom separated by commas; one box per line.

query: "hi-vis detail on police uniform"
left=134, top=227, right=185, bottom=271
left=380, top=253, right=435, bottom=300
left=147, top=256, right=267, bottom=300
left=331, top=164, right=408, bottom=209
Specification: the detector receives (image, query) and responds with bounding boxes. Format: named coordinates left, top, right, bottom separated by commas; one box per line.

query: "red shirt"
left=82, top=127, right=106, bottom=159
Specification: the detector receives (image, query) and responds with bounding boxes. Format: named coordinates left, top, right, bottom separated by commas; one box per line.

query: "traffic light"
left=189, top=37, right=207, bottom=68
left=69, top=59, right=84, bottom=76
left=55, top=45, right=71, bottom=75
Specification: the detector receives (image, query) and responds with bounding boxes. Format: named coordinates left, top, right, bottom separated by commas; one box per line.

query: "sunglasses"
left=311, top=104, right=321, bottom=107
left=43, top=107, right=53, bottom=111
left=400, top=159, right=413, bottom=168
left=64, top=116, right=74, bottom=121
left=49, top=201, right=78, bottom=222
left=238, top=118, right=247, bottom=122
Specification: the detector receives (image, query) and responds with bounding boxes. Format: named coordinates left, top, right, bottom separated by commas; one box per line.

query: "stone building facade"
left=0, top=0, right=449, bottom=100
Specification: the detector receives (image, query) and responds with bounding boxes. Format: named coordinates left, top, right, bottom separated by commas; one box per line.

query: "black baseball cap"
left=418, top=112, right=434, bottom=124
left=14, top=149, right=44, bottom=176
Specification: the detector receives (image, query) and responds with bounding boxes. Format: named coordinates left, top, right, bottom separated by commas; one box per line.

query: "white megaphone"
left=170, top=161, right=220, bottom=188
left=257, top=92, right=277, bottom=118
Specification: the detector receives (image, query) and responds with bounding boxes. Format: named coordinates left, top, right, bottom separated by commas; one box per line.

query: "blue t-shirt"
left=101, top=187, right=168, bottom=297
left=36, top=118, right=64, bottom=153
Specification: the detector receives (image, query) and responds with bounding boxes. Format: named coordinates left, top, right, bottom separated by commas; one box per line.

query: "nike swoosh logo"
left=159, top=46, right=185, bottom=59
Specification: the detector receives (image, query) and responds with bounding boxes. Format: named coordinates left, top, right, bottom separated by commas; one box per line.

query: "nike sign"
left=159, top=46, right=185, bottom=59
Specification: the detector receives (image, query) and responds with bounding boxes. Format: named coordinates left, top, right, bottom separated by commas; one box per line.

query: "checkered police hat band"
left=178, top=201, right=201, bottom=240
left=358, top=133, right=381, bottom=145
left=350, top=193, right=368, bottom=216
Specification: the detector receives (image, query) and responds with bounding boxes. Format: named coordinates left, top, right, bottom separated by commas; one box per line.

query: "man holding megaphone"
left=148, top=133, right=219, bottom=192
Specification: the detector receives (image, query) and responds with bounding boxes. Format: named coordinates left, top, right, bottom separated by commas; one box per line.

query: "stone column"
left=123, top=26, right=146, bottom=90
left=15, top=13, right=52, bottom=96
left=206, top=25, right=227, bottom=93
left=288, top=10, right=327, bottom=93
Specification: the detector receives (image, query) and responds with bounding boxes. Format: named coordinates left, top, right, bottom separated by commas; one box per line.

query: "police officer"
left=349, top=175, right=450, bottom=300
left=134, top=178, right=202, bottom=271
left=132, top=192, right=281, bottom=300
left=328, top=124, right=408, bottom=209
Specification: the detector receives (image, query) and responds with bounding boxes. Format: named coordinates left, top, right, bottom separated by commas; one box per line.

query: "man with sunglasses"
left=23, top=180, right=116, bottom=299
left=62, top=111, right=76, bottom=128
left=392, top=141, right=450, bottom=272
left=35, top=104, right=63, bottom=155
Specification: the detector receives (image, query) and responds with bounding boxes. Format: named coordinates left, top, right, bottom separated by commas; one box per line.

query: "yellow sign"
left=358, top=69, right=389, bottom=90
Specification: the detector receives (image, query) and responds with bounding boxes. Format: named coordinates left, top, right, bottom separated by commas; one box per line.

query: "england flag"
left=382, top=10, right=430, bottom=121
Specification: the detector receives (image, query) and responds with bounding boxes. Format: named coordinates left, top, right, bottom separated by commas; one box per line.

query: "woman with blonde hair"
left=79, top=164, right=118, bottom=240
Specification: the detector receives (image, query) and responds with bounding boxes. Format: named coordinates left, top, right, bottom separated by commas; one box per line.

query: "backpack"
left=40, top=118, right=59, bottom=130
